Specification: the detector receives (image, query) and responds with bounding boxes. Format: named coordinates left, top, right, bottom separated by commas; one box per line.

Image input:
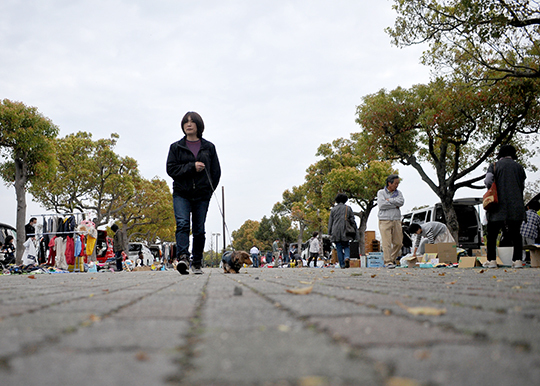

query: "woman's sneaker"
left=191, top=264, right=204, bottom=275
left=482, top=260, right=497, bottom=268
left=176, top=256, right=189, bottom=275
left=512, top=260, right=524, bottom=268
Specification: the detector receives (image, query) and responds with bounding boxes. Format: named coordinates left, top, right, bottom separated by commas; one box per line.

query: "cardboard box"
left=424, top=243, right=457, bottom=264
left=524, top=244, right=540, bottom=268
left=331, top=249, right=338, bottom=264
left=367, top=252, right=384, bottom=268
left=422, top=253, right=438, bottom=263
left=458, top=256, right=482, bottom=268
left=531, top=250, right=540, bottom=268
left=401, top=255, right=418, bottom=268
left=349, top=259, right=360, bottom=268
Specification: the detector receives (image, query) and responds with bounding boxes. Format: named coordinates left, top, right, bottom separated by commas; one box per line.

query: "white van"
left=401, top=198, right=483, bottom=253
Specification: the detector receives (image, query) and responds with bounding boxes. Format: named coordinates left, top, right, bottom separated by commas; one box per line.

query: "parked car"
left=149, top=244, right=162, bottom=261
left=401, top=198, right=483, bottom=254
left=128, top=242, right=154, bottom=266
left=0, top=222, right=17, bottom=267
left=0, top=222, right=17, bottom=245
left=96, top=229, right=115, bottom=264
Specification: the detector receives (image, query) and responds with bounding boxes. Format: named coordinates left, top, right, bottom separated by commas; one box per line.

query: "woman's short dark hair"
left=312, top=231, right=319, bottom=238
left=181, top=111, right=205, bottom=138
left=335, top=193, right=348, bottom=204
left=498, top=144, right=517, bottom=160
left=386, top=174, right=400, bottom=187
left=408, top=223, right=422, bottom=234
left=5, top=235, right=14, bottom=244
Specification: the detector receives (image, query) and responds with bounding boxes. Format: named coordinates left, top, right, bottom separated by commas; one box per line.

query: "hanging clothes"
left=65, top=236, right=75, bottom=266
left=47, top=236, right=57, bottom=266
left=86, top=228, right=98, bottom=257
left=54, top=237, right=68, bottom=270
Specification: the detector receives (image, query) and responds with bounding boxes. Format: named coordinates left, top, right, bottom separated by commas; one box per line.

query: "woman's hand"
left=195, top=162, right=205, bottom=172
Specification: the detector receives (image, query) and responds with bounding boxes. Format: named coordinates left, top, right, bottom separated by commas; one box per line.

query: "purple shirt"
left=186, top=139, right=201, bottom=158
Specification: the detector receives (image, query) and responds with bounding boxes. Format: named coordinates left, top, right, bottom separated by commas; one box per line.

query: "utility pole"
left=222, top=186, right=226, bottom=252
left=213, top=232, right=220, bottom=266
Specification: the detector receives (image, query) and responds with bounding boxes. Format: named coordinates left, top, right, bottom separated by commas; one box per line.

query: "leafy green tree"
left=231, top=219, right=262, bottom=252
left=357, top=77, right=540, bottom=240
left=251, top=214, right=297, bottom=252
left=387, top=0, right=540, bottom=81
left=118, top=177, right=175, bottom=246
left=0, top=99, right=59, bottom=264
left=304, top=135, right=397, bottom=254
left=30, top=132, right=140, bottom=227
left=272, top=184, right=321, bottom=253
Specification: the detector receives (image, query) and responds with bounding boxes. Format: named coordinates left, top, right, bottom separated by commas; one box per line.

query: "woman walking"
left=167, top=111, right=221, bottom=275
left=328, top=193, right=357, bottom=269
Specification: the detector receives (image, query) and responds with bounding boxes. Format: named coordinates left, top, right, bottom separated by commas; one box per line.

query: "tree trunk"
left=440, top=198, right=459, bottom=244
left=297, top=222, right=304, bottom=256
left=14, top=158, right=27, bottom=265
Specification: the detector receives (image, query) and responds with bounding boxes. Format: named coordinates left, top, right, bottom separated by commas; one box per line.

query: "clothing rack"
left=27, top=231, right=89, bottom=237
left=28, top=212, right=93, bottom=273
left=30, top=212, right=91, bottom=217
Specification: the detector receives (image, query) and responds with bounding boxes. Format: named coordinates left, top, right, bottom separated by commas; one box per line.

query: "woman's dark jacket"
left=486, top=158, right=526, bottom=222
left=166, top=137, right=221, bottom=201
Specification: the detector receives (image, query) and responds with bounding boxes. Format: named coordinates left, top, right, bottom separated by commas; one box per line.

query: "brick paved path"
left=1, top=267, right=539, bottom=385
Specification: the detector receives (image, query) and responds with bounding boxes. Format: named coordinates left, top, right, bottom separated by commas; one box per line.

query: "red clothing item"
left=47, top=236, right=57, bottom=266
left=65, top=236, right=75, bottom=265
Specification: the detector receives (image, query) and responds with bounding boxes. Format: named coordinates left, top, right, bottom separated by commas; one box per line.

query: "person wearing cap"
left=377, top=174, right=404, bottom=268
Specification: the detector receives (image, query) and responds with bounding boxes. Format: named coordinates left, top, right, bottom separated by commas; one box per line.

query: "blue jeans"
left=335, top=241, right=350, bottom=268
left=251, top=254, right=259, bottom=268
left=173, top=194, right=210, bottom=265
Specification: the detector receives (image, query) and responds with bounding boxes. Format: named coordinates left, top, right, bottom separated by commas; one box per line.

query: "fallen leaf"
left=446, top=281, right=457, bottom=285
left=386, top=377, right=421, bottom=386
left=371, top=274, right=377, bottom=278
left=299, top=376, right=327, bottom=386
left=438, top=273, right=446, bottom=276
left=396, top=301, right=447, bottom=316
left=28, top=275, right=36, bottom=279
left=89, top=314, right=101, bottom=322
left=299, top=281, right=313, bottom=285
left=414, top=349, right=431, bottom=360
left=512, top=286, right=522, bottom=290
left=286, top=285, right=313, bottom=295
left=135, top=351, right=149, bottom=361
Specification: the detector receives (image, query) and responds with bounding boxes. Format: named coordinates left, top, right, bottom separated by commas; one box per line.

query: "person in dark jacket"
left=484, top=144, right=526, bottom=268
left=166, top=111, right=221, bottom=275
left=25, top=217, right=37, bottom=240
left=111, top=224, right=124, bottom=271
left=328, top=193, right=357, bottom=269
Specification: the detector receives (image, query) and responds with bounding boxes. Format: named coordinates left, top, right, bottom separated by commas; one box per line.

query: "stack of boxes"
left=364, top=231, right=380, bottom=254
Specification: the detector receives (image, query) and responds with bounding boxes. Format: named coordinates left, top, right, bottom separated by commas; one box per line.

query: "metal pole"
left=222, top=186, right=226, bottom=252
left=215, top=233, right=219, bottom=265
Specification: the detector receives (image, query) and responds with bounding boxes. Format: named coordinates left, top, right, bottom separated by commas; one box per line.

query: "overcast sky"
left=2, top=0, right=535, bottom=250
